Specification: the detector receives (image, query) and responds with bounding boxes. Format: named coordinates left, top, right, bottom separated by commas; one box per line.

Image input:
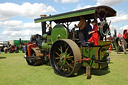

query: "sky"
left=0, top=0, right=128, bottom=41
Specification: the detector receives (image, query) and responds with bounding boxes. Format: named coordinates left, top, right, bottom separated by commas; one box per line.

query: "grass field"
left=0, top=51, right=128, bottom=85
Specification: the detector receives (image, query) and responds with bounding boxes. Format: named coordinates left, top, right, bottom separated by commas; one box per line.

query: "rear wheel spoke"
left=60, top=46, right=63, bottom=53
left=55, top=52, right=61, bottom=57
left=69, top=59, right=74, bottom=63
left=67, top=56, right=74, bottom=58
left=56, top=57, right=60, bottom=59
left=57, top=60, right=60, bottom=65
left=60, top=66, right=63, bottom=69
left=62, top=66, right=66, bottom=72
left=65, top=46, right=69, bottom=54
left=57, top=47, right=62, bottom=53
left=66, top=61, right=73, bottom=69
left=68, top=67, right=70, bottom=72
left=68, top=51, right=72, bottom=56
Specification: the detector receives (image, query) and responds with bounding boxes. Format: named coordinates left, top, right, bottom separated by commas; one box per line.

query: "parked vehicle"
left=25, top=5, right=116, bottom=78
left=0, top=41, right=9, bottom=52
left=9, top=39, right=30, bottom=53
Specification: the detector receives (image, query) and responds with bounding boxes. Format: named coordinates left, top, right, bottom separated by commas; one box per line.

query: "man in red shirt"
left=88, top=20, right=99, bottom=46
left=123, top=29, right=128, bottom=43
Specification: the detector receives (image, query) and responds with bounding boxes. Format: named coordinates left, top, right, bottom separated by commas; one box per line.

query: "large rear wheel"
left=50, top=39, right=82, bottom=77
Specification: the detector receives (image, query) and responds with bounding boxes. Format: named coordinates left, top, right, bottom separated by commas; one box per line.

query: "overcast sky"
left=0, top=0, right=128, bottom=41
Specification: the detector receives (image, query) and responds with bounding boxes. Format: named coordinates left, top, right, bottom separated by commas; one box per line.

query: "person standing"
left=86, top=20, right=92, bottom=41
left=123, top=29, right=128, bottom=43
left=73, top=16, right=87, bottom=46
left=0, top=48, right=1, bottom=54
left=117, top=35, right=127, bottom=54
left=118, top=33, right=122, bottom=37
left=88, top=20, right=99, bottom=46
left=4, top=46, right=8, bottom=54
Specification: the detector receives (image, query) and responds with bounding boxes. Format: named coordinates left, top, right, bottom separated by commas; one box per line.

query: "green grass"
left=0, top=51, right=128, bottom=85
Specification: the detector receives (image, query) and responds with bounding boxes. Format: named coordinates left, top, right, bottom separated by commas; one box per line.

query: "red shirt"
left=88, top=25, right=99, bottom=45
left=92, top=25, right=98, bottom=36
left=123, top=30, right=128, bottom=39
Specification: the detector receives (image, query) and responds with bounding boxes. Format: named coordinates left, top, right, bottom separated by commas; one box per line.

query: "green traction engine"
left=24, top=6, right=116, bottom=78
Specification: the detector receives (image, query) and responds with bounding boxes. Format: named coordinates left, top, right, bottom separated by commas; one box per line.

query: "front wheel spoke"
left=66, top=61, right=73, bottom=69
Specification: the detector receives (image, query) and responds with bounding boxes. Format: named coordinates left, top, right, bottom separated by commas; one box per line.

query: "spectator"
left=0, top=48, right=1, bottom=54
left=123, top=29, right=128, bottom=43
left=117, top=35, right=127, bottom=54
left=4, top=46, right=8, bottom=54
left=118, top=32, right=122, bottom=37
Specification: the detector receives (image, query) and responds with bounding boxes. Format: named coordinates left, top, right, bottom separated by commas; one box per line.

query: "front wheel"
left=26, top=53, right=36, bottom=65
